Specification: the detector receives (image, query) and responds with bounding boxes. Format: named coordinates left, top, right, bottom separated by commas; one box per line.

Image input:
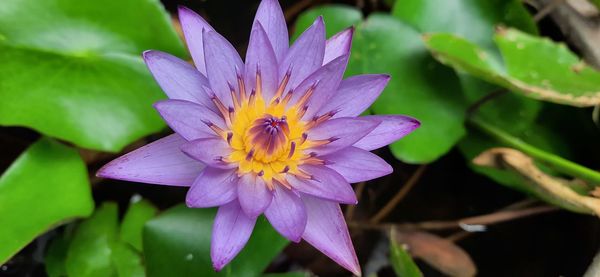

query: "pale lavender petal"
left=307, top=117, right=379, bottom=156
left=253, top=0, right=288, bottom=62
left=97, top=134, right=203, bottom=186
left=143, top=50, right=215, bottom=111
left=288, top=54, right=349, bottom=120
left=279, top=17, right=325, bottom=91
left=178, top=6, right=215, bottom=75
left=186, top=167, right=237, bottom=208
left=353, top=115, right=421, bottom=151
left=180, top=138, right=235, bottom=169
left=323, top=147, right=393, bottom=183
left=237, top=174, right=273, bottom=218
left=323, top=27, right=353, bottom=65
left=211, top=201, right=256, bottom=271
left=287, top=165, right=356, bottom=204
left=153, top=99, right=226, bottom=141
left=302, top=195, right=361, bottom=276
left=203, top=30, right=245, bottom=108
left=245, top=22, right=278, bottom=101
left=318, top=74, right=390, bottom=118
left=264, top=185, right=306, bottom=242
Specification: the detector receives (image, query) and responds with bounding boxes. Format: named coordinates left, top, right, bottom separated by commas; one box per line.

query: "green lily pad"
left=0, top=0, right=185, bottom=152
left=349, top=14, right=468, bottom=163
left=144, top=205, right=289, bottom=277
left=65, top=203, right=119, bottom=277
left=292, top=5, right=363, bottom=41
left=0, top=138, right=93, bottom=263
left=120, top=198, right=158, bottom=252
left=392, top=0, right=537, bottom=50
left=424, top=29, right=600, bottom=107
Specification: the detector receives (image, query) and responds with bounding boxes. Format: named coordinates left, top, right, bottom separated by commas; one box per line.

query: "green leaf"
left=424, top=29, right=600, bottom=107
left=144, top=205, right=289, bottom=277
left=392, top=0, right=537, bottom=50
left=349, top=14, right=467, bottom=163
left=111, top=241, right=145, bottom=277
left=0, top=138, right=93, bottom=263
left=292, top=5, right=363, bottom=41
left=65, top=202, right=119, bottom=277
left=0, top=0, right=185, bottom=152
left=120, top=197, right=158, bottom=252
left=389, top=233, right=422, bottom=277
left=45, top=231, right=72, bottom=277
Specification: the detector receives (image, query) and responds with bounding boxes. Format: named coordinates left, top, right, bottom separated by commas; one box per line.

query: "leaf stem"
left=470, top=117, right=600, bottom=185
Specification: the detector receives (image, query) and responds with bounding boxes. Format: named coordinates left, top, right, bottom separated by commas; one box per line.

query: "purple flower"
left=97, top=1, right=419, bottom=275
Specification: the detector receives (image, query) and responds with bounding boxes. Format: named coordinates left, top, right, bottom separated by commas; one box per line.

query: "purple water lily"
left=97, top=0, right=419, bottom=275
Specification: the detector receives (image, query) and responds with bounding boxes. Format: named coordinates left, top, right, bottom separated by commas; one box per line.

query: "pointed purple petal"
left=307, top=117, right=379, bottom=156
left=253, top=0, right=288, bottom=62
left=323, top=147, right=393, bottom=183
left=323, top=27, right=353, bottom=65
left=289, top=54, right=349, bottom=120
left=180, top=138, right=234, bottom=169
left=178, top=6, right=215, bottom=75
left=245, top=23, right=279, bottom=101
left=279, top=17, right=325, bottom=91
left=186, top=167, right=237, bottom=208
left=211, top=201, right=256, bottom=271
left=143, top=50, right=215, bottom=111
left=353, top=115, right=421, bottom=151
left=287, top=165, right=357, bottom=204
left=302, top=195, right=361, bottom=276
left=203, top=30, right=244, bottom=108
left=318, top=74, right=390, bottom=118
left=264, top=186, right=307, bottom=242
left=153, top=99, right=226, bottom=141
left=97, top=134, right=203, bottom=186
left=237, top=174, right=273, bottom=218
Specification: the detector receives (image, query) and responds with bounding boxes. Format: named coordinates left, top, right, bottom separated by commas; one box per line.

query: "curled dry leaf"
left=473, top=147, right=600, bottom=216
left=393, top=231, right=477, bottom=277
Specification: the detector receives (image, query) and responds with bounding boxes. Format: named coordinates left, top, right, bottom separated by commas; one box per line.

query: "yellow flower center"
left=209, top=72, right=330, bottom=188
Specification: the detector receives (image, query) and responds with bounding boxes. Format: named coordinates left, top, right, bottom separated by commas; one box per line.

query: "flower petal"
left=245, top=22, right=279, bottom=101
left=307, top=117, right=379, bottom=156
left=318, top=74, right=390, bottom=118
left=203, top=30, right=245, bottom=108
left=323, top=27, right=353, bottom=65
left=264, top=185, right=307, bottom=242
left=287, top=165, right=357, bottom=204
left=211, top=201, right=256, bottom=271
left=186, top=167, right=238, bottom=208
left=323, top=147, right=393, bottom=183
left=353, top=115, right=421, bottom=151
left=289, top=54, right=349, bottom=120
left=253, top=0, right=288, bottom=62
left=153, top=99, right=226, bottom=141
left=180, top=138, right=234, bottom=169
left=301, top=195, right=361, bottom=276
left=143, top=50, right=215, bottom=111
left=97, top=134, right=203, bottom=186
left=279, top=17, right=325, bottom=91
left=178, top=6, right=215, bottom=75
left=237, top=174, right=273, bottom=218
